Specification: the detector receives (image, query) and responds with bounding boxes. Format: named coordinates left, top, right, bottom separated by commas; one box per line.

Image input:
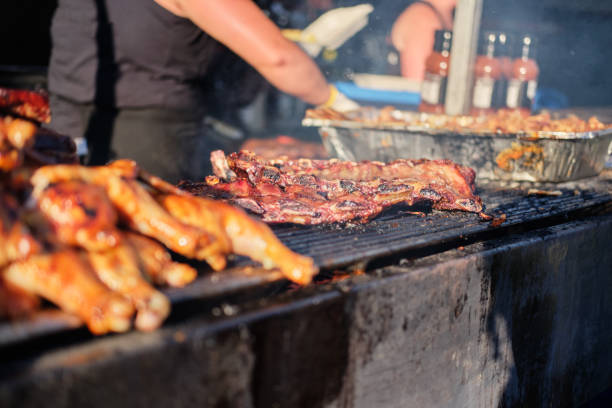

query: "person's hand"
left=318, top=84, right=360, bottom=112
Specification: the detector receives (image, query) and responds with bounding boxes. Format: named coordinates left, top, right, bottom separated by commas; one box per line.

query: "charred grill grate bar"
left=270, top=187, right=612, bottom=269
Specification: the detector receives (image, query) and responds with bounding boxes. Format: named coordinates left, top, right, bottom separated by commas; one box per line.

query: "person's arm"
left=154, top=0, right=331, bottom=106
left=390, top=0, right=456, bottom=80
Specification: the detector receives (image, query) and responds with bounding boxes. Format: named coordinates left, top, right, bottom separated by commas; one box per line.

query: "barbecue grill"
left=1, top=177, right=612, bottom=407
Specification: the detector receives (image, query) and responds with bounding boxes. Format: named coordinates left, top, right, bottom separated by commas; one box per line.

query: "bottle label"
left=506, top=79, right=538, bottom=109
left=472, top=77, right=495, bottom=109
left=421, top=72, right=447, bottom=105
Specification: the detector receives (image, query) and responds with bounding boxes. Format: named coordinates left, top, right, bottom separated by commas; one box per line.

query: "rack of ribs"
left=179, top=150, right=486, bottom=225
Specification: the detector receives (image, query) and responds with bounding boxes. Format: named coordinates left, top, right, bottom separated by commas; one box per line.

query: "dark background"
left=1, top=0, right=612, bottom=108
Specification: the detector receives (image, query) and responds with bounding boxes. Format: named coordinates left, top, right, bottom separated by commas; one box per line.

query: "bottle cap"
left=433, top=30, right=452, bottom=53
left=477, top=31, right=497, bottom=58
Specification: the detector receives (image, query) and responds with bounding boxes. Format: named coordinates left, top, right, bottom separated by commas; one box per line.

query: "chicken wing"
left=0, top=194, right=41, bottom=268
left=0, top=275, right=40, bottom=319
left=158, top=194, right=318, bottom=285
left=0, top=143, right=21, bottom=172
left=4, top=116, right=38, bottom=149
left=3, top=250, right=134, bottom=334
left=153, top=193, right=231, bottom=271
left=36, top=181, right=122, bottom=251
left=86, top=241, right=170, bottom=332
left=30, top=160, right=137, bottom=197
left=124, top=231, right=197, bottom=288
left=30, top=163, right=216, bottom=261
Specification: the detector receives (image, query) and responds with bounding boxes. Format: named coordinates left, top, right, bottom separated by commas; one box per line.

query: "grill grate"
left=0, top=186, right=610, bottom=350
left=272, top=187, right=612, bottom=269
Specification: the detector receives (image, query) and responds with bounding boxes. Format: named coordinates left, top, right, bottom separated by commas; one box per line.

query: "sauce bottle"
left=491, top=32, right=512, bottom=110
left=470, top=31, right=502, bottom=116
left=505, top=34, right=539, bottom=115
left=419, top=29, right=452, bottom=114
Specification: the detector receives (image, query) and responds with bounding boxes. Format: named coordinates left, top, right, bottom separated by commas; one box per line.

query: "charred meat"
left=179, top=150, right=485, bottom=225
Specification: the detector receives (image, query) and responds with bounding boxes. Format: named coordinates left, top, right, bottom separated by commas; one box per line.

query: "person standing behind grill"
left=47, top=0, right=358, bottom=183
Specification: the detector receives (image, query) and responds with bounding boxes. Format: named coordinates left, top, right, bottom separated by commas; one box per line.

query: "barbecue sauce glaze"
left=419, top=30, right=452, bottom=114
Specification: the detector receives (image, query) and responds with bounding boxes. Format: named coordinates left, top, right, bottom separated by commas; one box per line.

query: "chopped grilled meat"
left=180, top=150, right=484, bottom=225
left=0, top=87, right=51, bottom=123
left=305, top=106, right=611, bottom=134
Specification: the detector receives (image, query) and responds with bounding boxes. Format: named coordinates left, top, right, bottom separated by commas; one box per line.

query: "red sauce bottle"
left=419, top=30, right=452, bottom=114
left=505, top=34, right=539, bottom=115
left=470, top=31, right=502, bottom=116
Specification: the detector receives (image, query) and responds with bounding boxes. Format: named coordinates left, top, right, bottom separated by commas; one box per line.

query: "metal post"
left=444, top=0, right=483, bottom=115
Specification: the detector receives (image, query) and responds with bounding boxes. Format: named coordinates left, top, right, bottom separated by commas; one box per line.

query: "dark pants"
left=48, top=95, right=218, bottom=183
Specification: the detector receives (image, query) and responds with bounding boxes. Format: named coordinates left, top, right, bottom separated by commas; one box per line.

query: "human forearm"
left=251, top=45, right=330, bottom=105
left=155, top=0, right=330, bottom=105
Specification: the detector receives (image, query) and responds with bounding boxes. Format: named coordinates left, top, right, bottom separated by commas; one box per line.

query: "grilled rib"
left=181, top=150, right=484, bottom=225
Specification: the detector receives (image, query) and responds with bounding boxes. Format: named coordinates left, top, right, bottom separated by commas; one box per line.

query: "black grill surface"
left=1, top=185, right=610, bottom=349
left=272, top=187, right=612, bottom=269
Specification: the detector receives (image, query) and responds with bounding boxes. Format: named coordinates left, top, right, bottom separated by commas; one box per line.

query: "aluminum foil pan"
left=302, top=109, right=612, bottom=182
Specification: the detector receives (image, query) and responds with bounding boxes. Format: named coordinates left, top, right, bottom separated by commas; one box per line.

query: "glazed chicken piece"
left=3, top=250, right=135, bottom=334
left=0, top=138, right=21, bottom=172
left=30, top=160, right=138, bottom=197
left=158, top=194, right=318, bottom=285
left=0, top=194, right=41, bottom=268
left=124, top=231, right=197, bottom=288
left=30, top=162, right=216, bottom=261
left=154, top=193, right=231, bottom=271
left=86, top=240, right=170, bottom=331
left=36, top=181, right=122, bottom=251
left=0, top=116, right=38, bottom=172
left=3, top=116, right=38, bottom=149
left=0, top=276, right=40, bottom=319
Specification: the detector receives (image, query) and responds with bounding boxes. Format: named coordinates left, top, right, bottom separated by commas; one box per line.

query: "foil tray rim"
left=302, top=118, right=612, bottom=141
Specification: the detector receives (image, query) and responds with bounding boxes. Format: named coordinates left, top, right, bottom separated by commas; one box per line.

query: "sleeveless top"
left=48, top=0, right=219, bottom=109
